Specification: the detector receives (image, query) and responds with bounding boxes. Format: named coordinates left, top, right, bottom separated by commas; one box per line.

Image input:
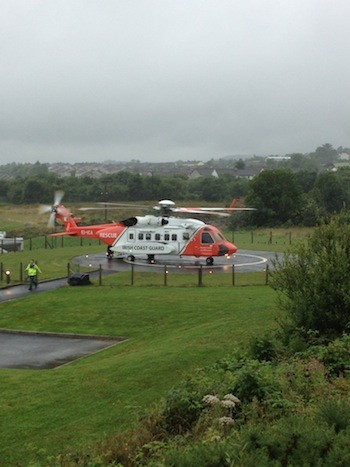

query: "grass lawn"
left=0, top=210, right=302, bottom=463
left=0, top=283, right=279, bottom=464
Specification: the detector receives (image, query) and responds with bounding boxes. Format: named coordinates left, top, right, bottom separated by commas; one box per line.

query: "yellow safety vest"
left=26, top=264, right=41, bottom=276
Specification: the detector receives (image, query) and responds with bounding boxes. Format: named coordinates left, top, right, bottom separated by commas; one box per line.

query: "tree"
left=235, top=159, right=246, bottom=169
left=288, top=153, right=306, bottom=170
left=22, top=179, right=51, bottom=204
left=271, top=214, right=350, bottom=339
left=312, top=172, right=346, bottom=214
left=188, top=177, right=225, bottom=202
left=7, top=185, right=23, bottom=204
left=245, top=169, right=303, bottom=226
left=295, top=170, right=317, bottom=194
left=30, top=161, right=49, bottom=176
left=310, top=143, right=338, bottom=165
left=335, top=167, right=350, bottom=208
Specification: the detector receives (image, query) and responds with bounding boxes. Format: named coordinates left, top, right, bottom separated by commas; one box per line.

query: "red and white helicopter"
left=40, top=191, right=254, bottom=265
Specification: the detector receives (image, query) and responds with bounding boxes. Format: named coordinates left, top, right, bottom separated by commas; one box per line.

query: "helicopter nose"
left=218, top=244, right=229, bottom=255
left=219, top=243, right=238, bottom=256
left=222, top=242, right=237, bottom=256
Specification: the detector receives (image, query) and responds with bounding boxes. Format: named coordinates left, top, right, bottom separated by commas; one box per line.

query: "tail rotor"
left=39, top=190, right=65, bottom=227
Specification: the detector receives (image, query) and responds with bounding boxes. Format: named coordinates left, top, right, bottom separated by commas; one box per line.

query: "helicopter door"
left=193, top=230, right=214, bottom=256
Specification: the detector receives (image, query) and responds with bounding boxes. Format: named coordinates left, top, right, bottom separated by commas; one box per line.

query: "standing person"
left=26, top=259, right=42, bottom=291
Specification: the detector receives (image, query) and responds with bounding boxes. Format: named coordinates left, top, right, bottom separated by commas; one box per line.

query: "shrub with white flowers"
left=202, top=393, right=241, bottom=433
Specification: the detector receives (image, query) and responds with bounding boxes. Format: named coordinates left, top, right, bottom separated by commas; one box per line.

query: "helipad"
left=72, top=249, right=279, bottom=273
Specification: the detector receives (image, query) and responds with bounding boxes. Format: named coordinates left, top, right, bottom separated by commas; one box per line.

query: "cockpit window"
left=201, top=232, right=214, bottom=244
left=213, top=231, right=225, bottom=241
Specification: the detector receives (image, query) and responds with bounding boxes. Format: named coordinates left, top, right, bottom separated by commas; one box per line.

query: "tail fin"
left=55, top=205, right=79, bottom=232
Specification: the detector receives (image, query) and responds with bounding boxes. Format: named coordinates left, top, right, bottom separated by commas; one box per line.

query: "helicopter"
left=40, top=192, right=254, bottom=265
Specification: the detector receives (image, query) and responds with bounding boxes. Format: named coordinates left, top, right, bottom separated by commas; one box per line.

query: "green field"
left=0, top=273, right=278, bottom=464
left=0, top=208, right=306, bottom=463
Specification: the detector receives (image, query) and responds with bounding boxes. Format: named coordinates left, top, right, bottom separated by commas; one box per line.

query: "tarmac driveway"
left=0, top=330, right=123, bottom=369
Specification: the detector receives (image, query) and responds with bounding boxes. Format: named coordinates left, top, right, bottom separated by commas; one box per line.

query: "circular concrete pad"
left=73, top=249, right=279, bottom=273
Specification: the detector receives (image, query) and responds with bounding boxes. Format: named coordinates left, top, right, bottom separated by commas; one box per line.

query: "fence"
left=113, top=263, right=271, bottom=287
left=24, top=236, right=99, bottom=251
left=231, top=230, right=297, bottom=247
left=0, top=261, right=270, bottom=288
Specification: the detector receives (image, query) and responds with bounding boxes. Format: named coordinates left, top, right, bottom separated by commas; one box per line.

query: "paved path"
left=0, top=277, right=68, bottom=303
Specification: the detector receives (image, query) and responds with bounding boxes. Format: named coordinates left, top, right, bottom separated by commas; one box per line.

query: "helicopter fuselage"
left=110, top=215, right=237, bottom=264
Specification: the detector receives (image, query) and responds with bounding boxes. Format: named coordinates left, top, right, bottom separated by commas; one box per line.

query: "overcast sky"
left=1, top=0, right=350, bottom=164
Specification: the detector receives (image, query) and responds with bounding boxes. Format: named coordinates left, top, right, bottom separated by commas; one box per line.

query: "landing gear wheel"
left=106, top=247, right=114, bottom=260
left=147, top=254, right=155, bottom=264
left=127, top=255, right=135, bottom=262
left=206, top=257, right=214, bottom=266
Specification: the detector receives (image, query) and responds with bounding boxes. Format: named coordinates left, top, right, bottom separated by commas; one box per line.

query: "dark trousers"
left=28, top=275, right=37, bottom=290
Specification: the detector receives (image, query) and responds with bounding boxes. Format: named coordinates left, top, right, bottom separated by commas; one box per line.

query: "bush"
left=248, top=333, right=281, bottom=362
left=316, top=399, right=350, bottom=434
left=228, top=359, right=282, bottom=404
left=162, top=381, right=205, bottom=435
left=154, top=439, right=238, bottom=467
left=271, top=215, right=350, bottom=340
left=242, top=416, right=335, bottom=465
left=304, top=333, right=350, bottom=376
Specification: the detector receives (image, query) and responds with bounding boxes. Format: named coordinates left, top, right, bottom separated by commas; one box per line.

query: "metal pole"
left=232, top=264, right=235, bottom=286
left=164, top=265, right=167, bottom=286
left=198, top=265, right=203, bottom=287
left=131, top=264, right=134, bottom=286
left=99, top=264, right=102, bottom=286
left=104, top=183, right=108, bottom=222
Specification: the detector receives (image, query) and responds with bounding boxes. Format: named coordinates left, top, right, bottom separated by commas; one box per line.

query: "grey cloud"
left=1, top=0, right=350, bottom=163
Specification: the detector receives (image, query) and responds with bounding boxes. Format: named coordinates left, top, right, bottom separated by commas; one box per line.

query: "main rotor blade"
left=95, top=202, right=149, bottom=209
left=79, top=206, right=148, bottom=211
left=175, top=208, right=230, bottom=217
left=188, top=207, right=256, bottom=211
